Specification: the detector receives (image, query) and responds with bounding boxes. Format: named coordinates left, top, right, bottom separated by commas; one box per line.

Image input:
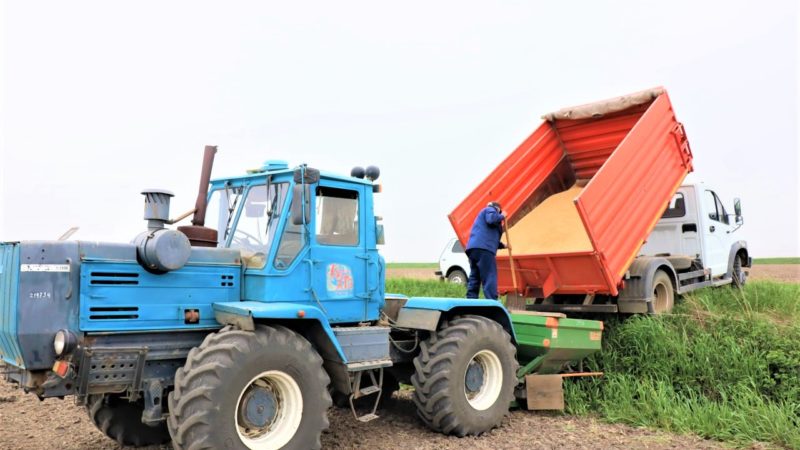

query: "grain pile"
left=498, top=184, right=592, bottom=255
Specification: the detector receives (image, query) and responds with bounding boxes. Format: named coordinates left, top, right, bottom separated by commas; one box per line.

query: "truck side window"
left=713, top=192, right=729, bottom=225
left=316, top=186, right=359, bottom=246
left=704, top=190, right=729, bottom=224
left=661, top=193, right=686, bottom=218
left=452, top=240, right=465, bottom=253
left=274, top=188, right=305, bottom=270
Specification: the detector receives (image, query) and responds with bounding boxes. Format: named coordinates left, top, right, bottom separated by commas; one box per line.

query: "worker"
left=465, top=201, right=506, bottom=300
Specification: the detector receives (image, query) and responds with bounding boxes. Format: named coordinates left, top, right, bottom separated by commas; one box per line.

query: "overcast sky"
left=1, top=1, right=798, bottom=261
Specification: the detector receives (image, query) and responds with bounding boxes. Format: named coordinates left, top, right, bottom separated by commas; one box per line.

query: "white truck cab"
left=435, top=238, right=470, bottom=284
left=640, top=181, right=749, bottom=284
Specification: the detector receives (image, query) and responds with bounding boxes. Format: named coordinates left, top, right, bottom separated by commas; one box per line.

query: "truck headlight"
left=54, top=330, right=77, bottom=356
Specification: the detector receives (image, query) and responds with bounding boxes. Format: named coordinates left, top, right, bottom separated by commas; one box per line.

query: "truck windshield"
left=206, top=182, right=289, bottom=253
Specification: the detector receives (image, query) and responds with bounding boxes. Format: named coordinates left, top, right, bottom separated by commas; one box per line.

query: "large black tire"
left=167, top=325, right=332, bottom=450
left=86, top=394, right=171, bottom=447
left=652, top=270, right=675, bottom=314
left=411, top=315, right=517, bottom=436
left=733, top=253, right=748, bottom=288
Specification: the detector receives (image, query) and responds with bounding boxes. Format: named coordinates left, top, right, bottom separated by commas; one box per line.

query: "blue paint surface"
left=0, top=243, right=23, bottom=368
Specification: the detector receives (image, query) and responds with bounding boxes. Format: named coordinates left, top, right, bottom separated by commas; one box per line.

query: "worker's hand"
left=498, top=241, right=507, bottom=250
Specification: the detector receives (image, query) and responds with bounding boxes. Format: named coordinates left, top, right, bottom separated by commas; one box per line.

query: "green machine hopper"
left=510, top=311, right=603, bottom=410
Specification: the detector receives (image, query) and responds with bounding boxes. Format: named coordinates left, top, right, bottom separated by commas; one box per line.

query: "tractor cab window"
left=206, top=185, right=243, bottom=246
left=315, top=187, right=359, bottom=246
left=208, top=182, right=288, bottom=255
left=233, top=182, right=290, bottom=254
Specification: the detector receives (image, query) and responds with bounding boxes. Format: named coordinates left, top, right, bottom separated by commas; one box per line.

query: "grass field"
left=754, top=257, right=800, bottom=264
left=385, top=278, right=800, bottom=448
left=386, top=262, right=439, bottom=269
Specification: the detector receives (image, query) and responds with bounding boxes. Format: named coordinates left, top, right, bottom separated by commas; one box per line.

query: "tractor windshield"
left=206, top=182, right=289, bottom=254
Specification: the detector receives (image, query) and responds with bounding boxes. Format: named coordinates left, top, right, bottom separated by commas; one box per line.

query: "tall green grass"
left=385, top=278, right=800, bottom=448
left=565, top=281, right=800, bottom=448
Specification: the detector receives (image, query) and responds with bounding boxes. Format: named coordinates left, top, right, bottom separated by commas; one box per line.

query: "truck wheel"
left=447, top=269, right=468, bottom=285
left=652, top=270, right=675, bottom=314
left=733, top=254, right=747, bottom=288
left=411, top=315, right=517, bottom=436
left=168, top=325, right=331, bottom=450
left=86, top=394, right=171, bottom=447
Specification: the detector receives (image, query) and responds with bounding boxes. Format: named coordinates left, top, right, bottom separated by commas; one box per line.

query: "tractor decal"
left=326, top=263, right=354, bottom=297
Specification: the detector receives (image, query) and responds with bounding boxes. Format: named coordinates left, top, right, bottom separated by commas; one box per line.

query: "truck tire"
left=732, top=254, right=747, bottom=288
left=411, top=315, right=517, bottom=436
left=447, top=269, right=468, bottom=285
left=652, top=270, right=675, bottom=314
left=167, top=325, right=331, bottom=450
left=86, top=394, right=171, bottom=447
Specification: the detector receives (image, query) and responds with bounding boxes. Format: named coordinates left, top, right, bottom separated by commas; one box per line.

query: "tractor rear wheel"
left=411, top=315, right=517, bottom=436
left=86, top=394, right=171, bottom=447
left=167, top=325, right=331, bottom=450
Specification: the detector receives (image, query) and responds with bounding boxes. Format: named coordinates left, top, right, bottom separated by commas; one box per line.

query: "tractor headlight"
left=54, top=329, right=76, bottom=356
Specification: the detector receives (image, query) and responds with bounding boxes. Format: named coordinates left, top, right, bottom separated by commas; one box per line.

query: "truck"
left=449, top=88, right=750, bottom=314
left=0, top=148, right=603, bottom=450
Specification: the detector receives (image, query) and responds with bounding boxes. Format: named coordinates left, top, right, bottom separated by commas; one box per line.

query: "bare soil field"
left=748, top=264, right=800, bottom=283
left=0, top=379, right=723, bottom=450
left=389, top=264, right=800, bottom=284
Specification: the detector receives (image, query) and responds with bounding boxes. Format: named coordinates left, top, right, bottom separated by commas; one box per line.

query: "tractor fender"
left=726, top=241, right=750, bottom=276
left=212, top=301, right=348, bottom=363
left=397, top=298, right=516, bottom=343
left=618, top=257, right=677, bottom=314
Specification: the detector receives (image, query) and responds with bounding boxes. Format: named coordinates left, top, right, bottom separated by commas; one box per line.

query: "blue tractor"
left=0, top=147, right=519, bottom=449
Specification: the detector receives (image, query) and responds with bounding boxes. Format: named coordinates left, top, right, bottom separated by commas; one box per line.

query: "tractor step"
left=348, top=367, right=384, bottom=422
left=356, top=413, right=379, bottom=423
left=358, top=385, right=380, bottom=396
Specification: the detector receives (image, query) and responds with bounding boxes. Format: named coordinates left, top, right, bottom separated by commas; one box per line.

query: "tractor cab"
left=204, top=162, right=386, bottom=324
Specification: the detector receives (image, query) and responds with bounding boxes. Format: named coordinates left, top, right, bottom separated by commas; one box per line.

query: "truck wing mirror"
left=291, top=184, right=311, bottom=225
left=733, top=198, right=742, bottom=217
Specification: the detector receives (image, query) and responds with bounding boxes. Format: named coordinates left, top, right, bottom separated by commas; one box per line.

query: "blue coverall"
left=465, top=206, right=505, bottom=300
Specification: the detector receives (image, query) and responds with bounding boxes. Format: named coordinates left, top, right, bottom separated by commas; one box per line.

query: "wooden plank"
left=525, top=374, right=564, bottom=410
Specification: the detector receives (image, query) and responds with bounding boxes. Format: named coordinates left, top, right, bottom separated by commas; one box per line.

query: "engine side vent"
left=90, top=272, right=140, bottom=285
left=89, top=306, right=139, bottom=320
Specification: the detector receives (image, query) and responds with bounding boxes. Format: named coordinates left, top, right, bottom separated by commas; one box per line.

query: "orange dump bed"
left=449, top=88, right=693, bottom=298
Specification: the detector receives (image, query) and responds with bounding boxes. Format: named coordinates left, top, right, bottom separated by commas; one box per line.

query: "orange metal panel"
left=448, top=122, right=564, bottom=247
left=575, top=92, right=693, bottom=294
left=449, top=88, right=693, bottom=298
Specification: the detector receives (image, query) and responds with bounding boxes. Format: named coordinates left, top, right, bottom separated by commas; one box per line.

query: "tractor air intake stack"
left=178, top=145, right=219, bottom=247
left=135, top=189, right=192, bottom=272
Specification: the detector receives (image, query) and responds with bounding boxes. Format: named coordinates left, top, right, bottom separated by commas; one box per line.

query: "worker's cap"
left=487, top=201, right=502, bottom=211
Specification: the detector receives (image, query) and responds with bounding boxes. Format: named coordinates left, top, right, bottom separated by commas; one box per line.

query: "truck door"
left=701, top=189, right=732, bottom=277
left=311, top=182, right=368, bottom=323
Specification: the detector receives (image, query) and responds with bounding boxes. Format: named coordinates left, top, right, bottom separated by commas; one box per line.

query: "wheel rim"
left=451, top=274, right=464, bottom=284
left=464, top=350, right=503, bottom=411
left=654, top=282, right=668, bottom=312
left=235, top=370, right=303, bottom=450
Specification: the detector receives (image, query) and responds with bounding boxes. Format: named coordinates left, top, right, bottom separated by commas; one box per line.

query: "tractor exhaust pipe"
left=177, top=145, right=220, bottom=247
left=192, top=145, right=217, bottom=227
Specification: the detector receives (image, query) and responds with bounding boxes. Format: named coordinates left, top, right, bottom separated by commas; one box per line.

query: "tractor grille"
left=0, top=243, right=24, bottom=368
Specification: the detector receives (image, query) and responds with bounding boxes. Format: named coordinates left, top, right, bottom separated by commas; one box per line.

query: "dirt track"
left=0, top=379, right=724, bottom=450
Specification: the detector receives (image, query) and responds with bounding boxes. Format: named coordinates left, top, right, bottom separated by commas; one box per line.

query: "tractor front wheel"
left=411, top=315, right=517, bottom=436
left=86, top=394, right=171, bottom=447
left=167, top=325, right=331, bottom=450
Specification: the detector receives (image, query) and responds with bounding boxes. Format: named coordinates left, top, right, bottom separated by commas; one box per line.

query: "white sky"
left=1, top=1, right=798, bottom=261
